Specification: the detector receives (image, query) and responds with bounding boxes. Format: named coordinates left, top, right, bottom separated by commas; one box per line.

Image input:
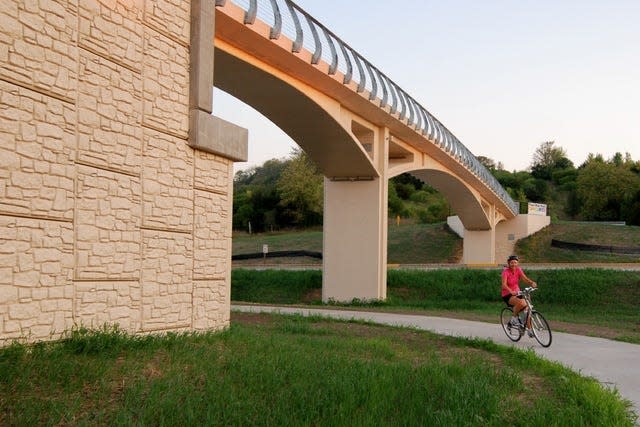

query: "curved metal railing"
left=215, top=0, right=518, bottom=214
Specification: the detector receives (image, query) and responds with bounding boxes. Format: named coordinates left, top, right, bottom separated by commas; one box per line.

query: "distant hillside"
left=232, top=222, right=461, bottom=266
left=232, top=221, right=640, bottom=265
left=515, top=222, right=640, bottom=263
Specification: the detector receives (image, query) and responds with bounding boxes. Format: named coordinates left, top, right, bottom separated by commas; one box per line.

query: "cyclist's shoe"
left=527, top=330, right=534, bottom=338
left=509, top=318, right=521, bottom=327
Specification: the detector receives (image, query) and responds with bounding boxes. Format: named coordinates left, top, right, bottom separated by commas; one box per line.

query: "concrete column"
left=322, top=178, right=388, bottom=301
left=462, top=228, right=496, bottom=265
left=322, top=127, right=388, bottom=302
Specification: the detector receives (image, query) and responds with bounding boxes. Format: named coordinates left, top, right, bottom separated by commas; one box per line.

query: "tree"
left=576, top=160, right=640, bottom=221
left=523, top=178, right=548, bottom=202
left=387, top=182, right=407, bottom=217
left=233, top=158, right=289, bottom=232
left=276, top=148, right=323, bottom=227
left=530, top=141, right=574, bottom=180
left=477, top=156, right=503, bottom=171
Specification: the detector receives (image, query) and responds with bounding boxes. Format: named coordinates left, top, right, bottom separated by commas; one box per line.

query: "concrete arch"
left=214, top=48, right=377, bottom=179
left=409, top=169, right=491, bottom=230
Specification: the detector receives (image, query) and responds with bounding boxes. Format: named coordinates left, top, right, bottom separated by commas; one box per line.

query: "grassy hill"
left=233, top=221, right=640, bottom=265
left=233, top=222, right=462, bottom=265
left=516, top=221, right=640, bottom=263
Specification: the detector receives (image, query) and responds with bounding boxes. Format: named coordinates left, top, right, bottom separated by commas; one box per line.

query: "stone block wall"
left=1, top=0, right=233, bottom=344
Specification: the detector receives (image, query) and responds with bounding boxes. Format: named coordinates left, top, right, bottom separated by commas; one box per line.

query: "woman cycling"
left=501, top=255, right=537, bottom=328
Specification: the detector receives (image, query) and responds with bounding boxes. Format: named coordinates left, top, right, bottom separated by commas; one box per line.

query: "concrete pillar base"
left=462, top=228, right=496, bottom=265
left=322, top=178, right=387, bottom=302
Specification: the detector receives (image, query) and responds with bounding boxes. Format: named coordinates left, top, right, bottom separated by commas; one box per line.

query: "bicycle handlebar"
left=517, top=287, right=537, bottom=296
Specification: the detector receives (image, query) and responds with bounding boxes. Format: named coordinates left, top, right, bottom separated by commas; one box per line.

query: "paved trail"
left=233, top=304, right=640, bottom=418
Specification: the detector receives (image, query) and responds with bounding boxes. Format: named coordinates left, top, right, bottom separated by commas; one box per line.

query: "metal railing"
left=215, top=0, right=519, bottom=215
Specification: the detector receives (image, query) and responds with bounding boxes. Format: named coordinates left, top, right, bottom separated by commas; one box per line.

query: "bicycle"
left=500, top=287, right=552, bottom=347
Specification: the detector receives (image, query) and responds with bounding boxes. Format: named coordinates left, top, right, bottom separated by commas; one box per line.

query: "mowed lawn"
left=1, top=314, right=636, bottom=426
left=233, top=221, right=640, bottom=265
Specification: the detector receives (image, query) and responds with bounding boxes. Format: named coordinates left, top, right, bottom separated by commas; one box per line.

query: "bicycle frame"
left=500, top=287, right=552, bottom=347
left=518, top=288, right=536, bottom=327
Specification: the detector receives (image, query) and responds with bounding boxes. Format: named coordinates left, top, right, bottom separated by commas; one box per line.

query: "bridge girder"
left=214, top=44, right=378, bottom=179
left=215, top=40, right=505, bottom=231
left=214, top=4, right=516, bottom=222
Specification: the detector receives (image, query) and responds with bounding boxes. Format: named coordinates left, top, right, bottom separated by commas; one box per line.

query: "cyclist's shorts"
left=503, top=295, right=523, bottom=306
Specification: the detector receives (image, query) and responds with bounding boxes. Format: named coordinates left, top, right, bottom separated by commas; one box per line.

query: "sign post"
left=527, top=202, right=547, bottom=216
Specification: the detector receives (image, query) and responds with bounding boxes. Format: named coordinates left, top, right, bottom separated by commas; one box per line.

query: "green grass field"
left=233, top=222, right=463, bottom=265
left=233, top=221, right=640, bottom=265
left=1, top=315, right=635, bottom=425
left=517, top=221, right=640, bottom=262
left=3, top=222, right=639, bottom=425
left=231, top=268, right=640, bottom=344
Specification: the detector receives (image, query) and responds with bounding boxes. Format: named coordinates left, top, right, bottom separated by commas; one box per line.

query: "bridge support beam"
left=462, top=228, right=496, bottom=265
left=322, top=177, right=388, bottom=302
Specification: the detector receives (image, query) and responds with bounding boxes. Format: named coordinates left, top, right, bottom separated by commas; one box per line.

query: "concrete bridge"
left=206, top=0, right=548, bottom=301
left=0, top=0, right=547, bottom=344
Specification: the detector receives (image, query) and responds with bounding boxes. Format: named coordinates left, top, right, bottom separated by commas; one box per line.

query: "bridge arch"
left=407, top=169, right=491, bottom=230
left=215, top=46, right=377, bottom=179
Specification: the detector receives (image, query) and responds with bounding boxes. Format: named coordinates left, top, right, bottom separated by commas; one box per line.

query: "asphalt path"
left=233, top=263, right=640, bottom=271
left=233, top=304, right=640, bottom=418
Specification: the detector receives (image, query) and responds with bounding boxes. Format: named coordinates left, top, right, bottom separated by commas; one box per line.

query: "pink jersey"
left=501, top=267, right=524, bottom=297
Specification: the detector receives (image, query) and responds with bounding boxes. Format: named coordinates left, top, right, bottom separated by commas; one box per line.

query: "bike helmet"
left=507, top=255, right=519, bottom=262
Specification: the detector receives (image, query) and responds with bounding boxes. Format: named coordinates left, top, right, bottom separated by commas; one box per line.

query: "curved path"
left=233, top=304, right=640, bottom=417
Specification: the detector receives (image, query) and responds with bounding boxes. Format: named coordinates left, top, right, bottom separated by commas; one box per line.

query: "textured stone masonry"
left=78, top=0, right=144, bottom=71
left=142, top=129, right=193, bottom=232
left=0, top=80, right=76, bottom=220
left=77, top=51, right=143, bottom=174
left=75, top=164, right=142, bottom=280
left=141, top=229, right=193, bottom=331
left=1, top=0, right=234, bottom=344
left=0, top=0, right=78, bottom=101
left=142, top=29, right=189, bottom=138
left=0, top=215, right=74, bottom=341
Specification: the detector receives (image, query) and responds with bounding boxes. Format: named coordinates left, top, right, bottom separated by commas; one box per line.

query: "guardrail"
left=215, top=0, right=518, bottom=215
left=551, top=239, right=640, bottom=254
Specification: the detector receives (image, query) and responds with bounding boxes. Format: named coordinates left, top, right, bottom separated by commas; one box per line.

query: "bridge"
left=204, top=0, right=548, bottom=300
left=0, top=0, right=548, bottom=344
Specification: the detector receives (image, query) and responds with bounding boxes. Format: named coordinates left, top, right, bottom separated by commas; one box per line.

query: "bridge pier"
left=462, top=228, right=496, bottom=265
left=322, top=178, right=388, bottom=302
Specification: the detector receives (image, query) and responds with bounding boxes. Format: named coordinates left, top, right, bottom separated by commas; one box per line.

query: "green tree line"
left=490, top=141, right=640, bottom=225
left=233, top=142, right=640, bottom=232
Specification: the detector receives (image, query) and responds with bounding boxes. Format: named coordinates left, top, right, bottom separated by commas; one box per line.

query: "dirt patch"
left=231, top=312, right=275, bottom=326
left=301, top=288, right=322, bottom=303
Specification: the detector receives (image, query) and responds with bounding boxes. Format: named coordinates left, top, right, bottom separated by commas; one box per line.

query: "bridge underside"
left=214, top=48, right=377, bottom=179
left=211, top=2, right=524, bottom=301
left=214, top=47, right=512, bottom=300
left=0, top=0, right=541, bottom=346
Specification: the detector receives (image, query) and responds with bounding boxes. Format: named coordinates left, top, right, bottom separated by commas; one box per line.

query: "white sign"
left=262, top=244, right=269, bottom=254
left=527, top=202, right=547, bottom=216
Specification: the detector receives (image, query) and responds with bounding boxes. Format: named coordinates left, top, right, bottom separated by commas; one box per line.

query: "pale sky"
left=213, top=0, right=640, bottom=173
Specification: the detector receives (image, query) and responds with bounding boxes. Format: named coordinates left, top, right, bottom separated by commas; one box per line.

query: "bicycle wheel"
left=500, top=307, right=522, bottom=342
left=531, top=311, right=552, bottom=347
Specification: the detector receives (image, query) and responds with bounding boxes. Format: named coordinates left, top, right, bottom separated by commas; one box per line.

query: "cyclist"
left=501, top=255, right=537, bottom=329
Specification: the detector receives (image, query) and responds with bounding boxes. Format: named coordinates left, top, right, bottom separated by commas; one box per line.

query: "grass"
left=517, top=221, right=640, bottom=263
left=386, top=222, right=461, bottom=263
left=233, top=228, right=323, bottom=255
left=4, top=222, right=639, bottom=424
left=231, top=268, right=640, bottom=343
left=233, top=221, right=640, bottom=265
left=232, top=222, right=463, bottom=265
left=1, top=315, right=635, bottom=426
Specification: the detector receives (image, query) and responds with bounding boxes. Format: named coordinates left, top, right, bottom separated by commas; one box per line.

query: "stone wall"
left=1, top=0, right=234, bottom=344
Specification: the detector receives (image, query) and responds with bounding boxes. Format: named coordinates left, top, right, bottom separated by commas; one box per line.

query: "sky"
left=212, top=0, right=640, bottom=173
